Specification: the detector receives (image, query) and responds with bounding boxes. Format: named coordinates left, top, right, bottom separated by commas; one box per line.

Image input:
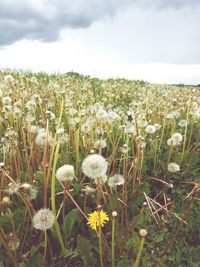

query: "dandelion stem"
left=133, top=237, right=145, bottom=267
left=111, top=217, right=116, bottom=267
left=51, top=141, right=65, bottom=255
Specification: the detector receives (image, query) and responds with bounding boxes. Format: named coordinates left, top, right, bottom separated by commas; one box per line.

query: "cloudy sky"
left=0, top=0, right=200, bottom=84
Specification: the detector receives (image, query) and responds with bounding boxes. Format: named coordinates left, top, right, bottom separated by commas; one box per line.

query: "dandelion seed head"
left=139, top=229, right=148, bottom=237
left=112, top=211, right=118, bottom=217
left=145, top=125, right=156, bottom=134
left=94, top=139, right=107, bottom=149
left=35, top=131, right=53, bottom=146
left=2, top=96, right=12, bottom=105
left=56, top=164, right=75, bottom=182
left=32, top=208, right=54, bottom=231
left=108, top=174, right=124, bottom=188
left=20, top=183, right=38, bottom=200
left=5, top=182, right=20, bottom=195
left=7, top=233, right=20, bottom=251
left=81, top=154, right=108, bottom=179
left=178, top=119, right=187, bottom=127
left=4, top=75, right=15, bottom=83
left=168, top=162, right=180, bottom=173
left=171, top=132, right=183, bottom=144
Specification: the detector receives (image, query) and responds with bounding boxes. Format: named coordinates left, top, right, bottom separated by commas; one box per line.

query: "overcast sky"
left=0, top=0, right=200, bottom=84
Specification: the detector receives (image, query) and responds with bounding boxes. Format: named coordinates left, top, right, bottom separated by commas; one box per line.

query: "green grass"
left=0, top=70, right=200, bottom=267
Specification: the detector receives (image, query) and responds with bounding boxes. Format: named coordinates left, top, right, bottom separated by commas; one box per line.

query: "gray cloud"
left=0, top=0, right=199, bottom=46
left=0, top=0, right=131, bottom=46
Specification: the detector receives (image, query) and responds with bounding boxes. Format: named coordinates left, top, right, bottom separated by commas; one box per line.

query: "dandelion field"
left=0, top=71, right=200, bottom=266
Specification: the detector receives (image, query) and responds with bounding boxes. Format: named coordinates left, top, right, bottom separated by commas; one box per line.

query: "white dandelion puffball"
left=56, top=164, right=75, bottom=182
left=108, top=174, right=125, bottom=188
left=35, top=131, right=53, bottom=146
left=81, top=154, right=108, bottom=179
left=33, top=208, right=54, bottom=231
left=168, top=163, right=180, bottom=173
left=4, top=74, right=15, bottom=83
left=178, top=119, right=187, bottom=127
left=145, top=125, right=156, bottom=134
left=20, top=183, right=38, bottom=200
left=124, top=125, right=136, bottom=134
left=167, top=138, right=177, bottom=146
left=138, top=120, right=148, bottom=128
left=171, top=132, right=183, bottom=144
left=94, top=139, right=107, bottom=149
left=2, top=96, right=12, bottom=105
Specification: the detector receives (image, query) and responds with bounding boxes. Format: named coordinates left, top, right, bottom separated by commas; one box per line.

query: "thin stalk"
left=133, top=237, right=145, bottom=267
left=51, top=141, right=65, bottom=255
left=111, top=217, right=116, bottom=267
left=99, top=211, right=104, bottom=267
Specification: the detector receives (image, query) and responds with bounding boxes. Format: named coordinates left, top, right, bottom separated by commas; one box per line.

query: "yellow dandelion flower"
left=87, top=210, right=109, bottom=230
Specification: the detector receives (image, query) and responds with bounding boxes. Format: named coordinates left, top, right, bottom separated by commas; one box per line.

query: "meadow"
left=0, top=71, right=200, bottom=267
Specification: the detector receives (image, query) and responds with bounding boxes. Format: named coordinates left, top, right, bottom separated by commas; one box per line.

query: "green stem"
left=51, top=141, right=65, bottom=255
left=133, top=237, right=145, bottom=267
left=99, top=211, right=104, bottom=267
left=111, top=217, right=116, bottom=267
left=44, top=230, right=47, bottom=263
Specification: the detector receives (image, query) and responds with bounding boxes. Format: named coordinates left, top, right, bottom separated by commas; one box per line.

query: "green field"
left=0, top=71, right=200, bottom=266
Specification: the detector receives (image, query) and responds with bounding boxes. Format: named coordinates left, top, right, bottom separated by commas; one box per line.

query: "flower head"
left=87, top=210, right=109, bottom=230
left=108, top=174, right=124, bottom=189
left=171, top=132, right=183, bottom=144
left=168, top=162, right=180, bottom=173
left=32, top=208, right=54, bottom=231
left=145, top=125, right=156, bottom=134
left=81, top=154, right=108, bottom=180
left=56, top=164, right=75, bottom=182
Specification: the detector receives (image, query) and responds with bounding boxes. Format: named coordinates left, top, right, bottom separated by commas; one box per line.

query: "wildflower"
left=13, top=107, right=22, bottom=119
left=31, top=94, right=42, bottom=105
left=56, top=128, right=65, bottom=135
left=26, top=100, right=36, bottom=111
left=139, top=229, right=148, bottom=237
left=81, top=122, right=92, bottom=134
left=4, top=75, right=15, bottom=83
left=107, top=111, right=119, bottom=122
left=5, top=182, right=20, bottom=195
left=96, top=108, right=108, bottom=119
left=20, top=183, right=38, bottom=200
left=178, top=119, right=187, bottom=127
left=32, top=208, right=54, bottom=231
left=2, top=96, right=12, bottom=105
left=171, top=132, right=183, bottom=144
left=25, top=113, right=35, bottom=123
left=56, top=164, right=75, bottom=182
left=168, top=163, right=180, bottom=173
left=35, top=131, right=53, bottom=146
left=94, top=139, right=107, bottom=149
left=30, top=76, right=38, bottom=83
left=46, top=110, right=55, bottom=120
left=108, top=174, right=124, bottom=189
left=81, top=185, right=96, bottom=195
left=27, top=125, right=38, bottom=134
left=7, top=233, right=20, bottom=251
left=145, top=125, right=156, bottom=134
left=87, top=210, right=109, bottom=230
left=112, top=211, right=118, bottom=217
left=138, top=120, right=148, bottom=128
left=193, top=109, right=200, bottom=118
left=81, top=154, right=108, bottom=180
left=124, top=125, right=136, bottom=134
